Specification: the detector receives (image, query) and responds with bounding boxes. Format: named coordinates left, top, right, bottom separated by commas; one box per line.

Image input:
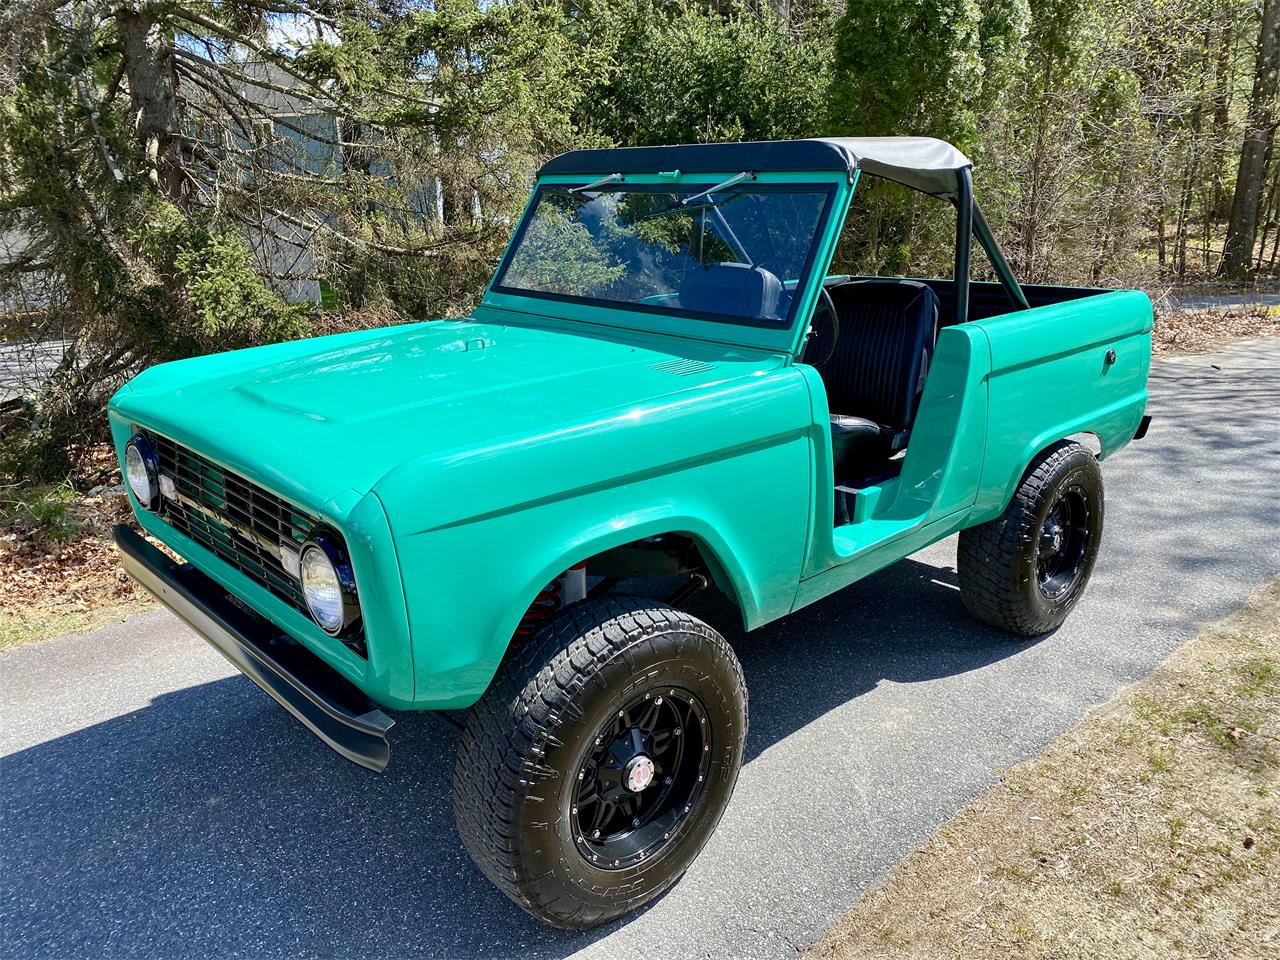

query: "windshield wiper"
left=635, top=172, right=757, bottom=222
left=680, top=171, right=755, bottom=206
left=568, top=172, right=624, bottom=194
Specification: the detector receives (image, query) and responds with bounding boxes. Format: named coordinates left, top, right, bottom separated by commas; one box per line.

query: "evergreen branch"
left=170, top=46, right=342, bottom=115
left=257, top=201, right=475, bottom=257
left=170, top=7, right=341, bottom=104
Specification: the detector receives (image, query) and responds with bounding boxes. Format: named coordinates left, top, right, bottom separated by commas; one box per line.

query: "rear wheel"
left=957, top=441, right=1104, bottom=636
left=453, top=595, right=747, bottom=929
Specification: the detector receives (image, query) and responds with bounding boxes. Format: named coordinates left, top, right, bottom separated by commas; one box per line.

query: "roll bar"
left=952, top=170, right=1029, bottom=322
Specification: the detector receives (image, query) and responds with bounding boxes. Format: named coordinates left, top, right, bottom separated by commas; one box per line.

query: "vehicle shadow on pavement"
left=1112, top=357, right=1280, bottom=621
left=685, top=554, right=1034, bottom=764
left=0, top=553, right=1038, bottom=960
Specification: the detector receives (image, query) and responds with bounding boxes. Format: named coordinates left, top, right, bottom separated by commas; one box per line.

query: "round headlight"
left=125, top=437, right=157, bottom=508
left=300, top=534, right=359, bottom=636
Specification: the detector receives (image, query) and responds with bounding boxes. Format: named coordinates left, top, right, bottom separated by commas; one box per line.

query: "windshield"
left=492, top=183, right=833, bottom=326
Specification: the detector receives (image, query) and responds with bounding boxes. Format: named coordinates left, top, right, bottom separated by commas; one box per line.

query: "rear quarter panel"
left=969, top=289, right=1153, bottom=523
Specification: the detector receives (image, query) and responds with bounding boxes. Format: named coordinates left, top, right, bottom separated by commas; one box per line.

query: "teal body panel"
left=791, top=322, right=992, bottom=608
left=791, top=289, right=1150, bottom=610
left=968, top=289, right=1153, bottom=523
left=108, top=315, right=817, bottom=709
left=109, top=160, right=1152, bottom=711
left=109, top=401, right=417, bottom=707
left=376, top=371, right=813, bottom=706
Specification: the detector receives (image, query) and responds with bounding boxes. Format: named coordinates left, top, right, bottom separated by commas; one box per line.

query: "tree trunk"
left=1255, top=161, right=1280, bottom=267
left=1209, top=4, right=1238, bottom=220
left=1220, top=0, right=1279, bottom=279
left=117, top=7, right=185, bottom=202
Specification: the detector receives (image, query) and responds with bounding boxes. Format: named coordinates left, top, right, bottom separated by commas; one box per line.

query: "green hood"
left=110, top=318, right=782, bottom=514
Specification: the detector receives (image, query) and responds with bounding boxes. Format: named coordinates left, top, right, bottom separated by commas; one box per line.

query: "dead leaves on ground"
left=1153, top=306, right=1280, bottom=356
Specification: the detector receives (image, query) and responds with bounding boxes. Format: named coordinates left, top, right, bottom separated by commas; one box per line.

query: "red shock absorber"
left=514, top=563, right=587, bottom=640
left=515, top=579, right=563, bottom=639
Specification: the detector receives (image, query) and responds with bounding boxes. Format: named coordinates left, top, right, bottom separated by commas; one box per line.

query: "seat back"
left=676, top=263, right=784, bottom=321
left=817, top=279, right=939, bottom=430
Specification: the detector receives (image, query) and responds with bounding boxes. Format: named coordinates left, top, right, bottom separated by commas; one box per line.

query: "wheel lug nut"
left=593, top=829, right=601, bottom=838
left=655, top=696, right=663, bottom=705
left=675, top=728, right=682, bottom=736
left=665, top=776, right=673, bottom=785
left=632, top=817, right=640, bottom=827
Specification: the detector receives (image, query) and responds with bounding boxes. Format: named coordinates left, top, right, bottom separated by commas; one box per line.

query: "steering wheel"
left=802, top=284, right=839, bottom=366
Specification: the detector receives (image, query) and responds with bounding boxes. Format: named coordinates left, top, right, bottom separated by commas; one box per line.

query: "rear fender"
left=969, top=289, right=1152, bottom=524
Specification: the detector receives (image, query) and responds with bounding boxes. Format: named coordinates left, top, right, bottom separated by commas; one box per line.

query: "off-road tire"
left=453, top=595, right=748, bottom=930
left=958, top=441, right=1104, bottom=636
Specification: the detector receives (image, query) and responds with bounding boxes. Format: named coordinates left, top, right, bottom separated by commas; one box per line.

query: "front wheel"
left=453, top=595, right=747, bottom=929
left=958, top=440, right=1104, bottom=636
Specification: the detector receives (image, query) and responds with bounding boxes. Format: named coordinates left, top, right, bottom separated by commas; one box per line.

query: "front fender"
left=375, top=371, right=815, bottom=709
left=388, top=452, right=810, bottom=708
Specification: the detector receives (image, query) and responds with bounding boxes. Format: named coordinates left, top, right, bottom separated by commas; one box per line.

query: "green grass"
left=0, top=481, right=81, bottom=542
left=0, top=603, right=142, bottom=651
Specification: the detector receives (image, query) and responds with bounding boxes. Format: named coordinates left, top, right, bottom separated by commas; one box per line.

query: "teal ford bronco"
left=111, top=137, right=1152, bottom=929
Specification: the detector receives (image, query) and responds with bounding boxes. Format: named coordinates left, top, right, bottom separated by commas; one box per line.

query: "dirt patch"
left=808, top=581, right=1280, bottom=960
left=1152, top=305, right=1280, bottom=356
left=0, top=446, right=152, bottom=649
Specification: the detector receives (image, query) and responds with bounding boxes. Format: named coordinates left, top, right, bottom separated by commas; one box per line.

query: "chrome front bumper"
left=114, top=525, right=394, bottom=771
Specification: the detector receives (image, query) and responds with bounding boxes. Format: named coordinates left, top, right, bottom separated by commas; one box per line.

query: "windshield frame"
left=483, top=171, right=847, bottom=347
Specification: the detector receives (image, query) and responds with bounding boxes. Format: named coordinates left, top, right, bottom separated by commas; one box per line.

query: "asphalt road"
left=1167, top=291, right=1280, bottom=313
left=3, top=338, right=1279, bottom=960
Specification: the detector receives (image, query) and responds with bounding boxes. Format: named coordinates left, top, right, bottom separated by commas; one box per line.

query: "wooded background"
left=1, top=0, right=1277, bottom=483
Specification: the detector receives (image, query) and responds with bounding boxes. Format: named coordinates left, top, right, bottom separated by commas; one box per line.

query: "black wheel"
left=957, top=440, right=1104, bottom=636
left=453, top=595, right=748, bottom=929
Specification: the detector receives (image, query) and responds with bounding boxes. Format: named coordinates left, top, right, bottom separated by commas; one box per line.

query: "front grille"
left=146, top=431, right=366, bottom=657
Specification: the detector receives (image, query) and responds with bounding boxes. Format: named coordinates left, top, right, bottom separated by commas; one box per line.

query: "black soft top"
left=538, top=136, right=973, bottom=199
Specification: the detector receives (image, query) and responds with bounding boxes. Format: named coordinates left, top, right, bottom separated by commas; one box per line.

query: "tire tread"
left=453, top=594, right=746, bottom=929
left=957, top=440, right=1102, bottom=636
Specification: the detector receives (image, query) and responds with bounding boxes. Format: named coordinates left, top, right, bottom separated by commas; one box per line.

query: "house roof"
left=538, top=136, right=973, bottom=199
